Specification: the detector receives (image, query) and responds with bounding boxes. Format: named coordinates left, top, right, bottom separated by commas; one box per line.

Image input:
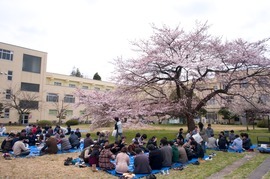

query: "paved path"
left=247, top=156, right=270, bottom=179
left=206, top=152, right=257, bottom=179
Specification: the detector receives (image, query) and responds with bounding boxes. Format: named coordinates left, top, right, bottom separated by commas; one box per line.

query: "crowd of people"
left=0, top=120, right=253, bottom=175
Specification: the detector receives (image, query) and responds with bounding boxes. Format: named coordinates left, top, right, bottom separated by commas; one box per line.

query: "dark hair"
left=135, top=148, right=142, bottom=154
left=169, top=140, right=175, bottom=146
left=104, top=144, right=111, bottom=149
left=230, top=130, right=234, bottom=133
left=60, top=134, right=65, bottom=138
left=135, top=133, right=141, bottom=138
left=114, top=117, right=119, bottom=122
left=45, top=133, right=51, bottom=138
left=70, top=131, right=75, bottom=134
left=19, top=135, right=26, bottom=140
left=133, top=141, right=139, bottom=145
left=160, top=138, right=168, bottom=146
left=208, top=124, right=211, bottom=127
left=121, top=147, right=128, bottom=153
left=179, top=141, right=184, bottom=146
left=96, top=131, right=100, bottom=136
left=235, top=134, right=239, bottom=138
left=190, top=140, right=197, bottom=146
left=211, top=134, right=214, bottom=137
left=86, top=133, right=91, bottom=137
left=141, top=134, right=147, bottom=139
left=151, top=136, right=156, bottom=140
left=242, top=133, right=249, bottom=138
left=147, top=144, right=156, bottom=151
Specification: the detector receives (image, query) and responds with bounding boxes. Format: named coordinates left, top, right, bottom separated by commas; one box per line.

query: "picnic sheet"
left=207, top=144, right=257, bottom=153
left=97, top=155, right=209, bottom=179
left=9, top=143, right=84, bottom=157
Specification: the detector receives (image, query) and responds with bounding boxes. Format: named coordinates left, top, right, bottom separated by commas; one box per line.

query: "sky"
left=1, top=0, right=269, bottom=82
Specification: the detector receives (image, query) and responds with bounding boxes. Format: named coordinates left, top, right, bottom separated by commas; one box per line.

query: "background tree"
left=1, top=87, right=40, bottom=123
left=93, top=72, right=101, bottom=81
left=111, top=22, right=270, bottom=130
left=70, top=66, right=83, bottom=77
left=218, top=107, right=233, bottom=124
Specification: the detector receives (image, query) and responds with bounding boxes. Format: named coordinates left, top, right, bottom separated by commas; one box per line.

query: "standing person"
left=115, top=147, right=130, bottom=174
left=114, top=117, right=123, bottom=142
left=198, top=122, right=208, bottom=153
left=206, top=124, right=214, bottom=138
left=40, top=133, right=58, bottom=155
left=12, top=136, right=30, bottom=157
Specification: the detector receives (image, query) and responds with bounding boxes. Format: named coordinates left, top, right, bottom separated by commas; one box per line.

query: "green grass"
left=224, top=153, right=269, bottom=179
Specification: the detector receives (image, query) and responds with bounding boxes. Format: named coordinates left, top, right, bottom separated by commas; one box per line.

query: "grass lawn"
left=0, top=124, right=269, bottom=178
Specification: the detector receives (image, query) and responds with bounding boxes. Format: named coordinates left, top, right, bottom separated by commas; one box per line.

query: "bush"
left=257, top=119, right=268, bottom=128
left=66, top=119, right=79, bottom=126
left=37, top=120, right=53, bottom=127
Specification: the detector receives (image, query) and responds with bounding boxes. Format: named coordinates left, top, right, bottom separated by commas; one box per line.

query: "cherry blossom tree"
left=110, top=22, right=270, bottom=130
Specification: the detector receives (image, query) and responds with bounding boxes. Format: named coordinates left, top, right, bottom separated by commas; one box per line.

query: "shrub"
left=37, top=120, right=53, bottom=127
left=66, top=119, right=79, bottom=126
left=257, top=119, right=268, bottom=128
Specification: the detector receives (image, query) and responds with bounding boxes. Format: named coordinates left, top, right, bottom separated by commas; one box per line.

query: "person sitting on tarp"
left=1, top=133, right=15, bottom=153
left=229, top=134, right=242, bottom=151
left=241, top=133, right=252, bottom=150
left=40, top=133, right=58, bottom=155
left=12, top=136, right=30, bottom=157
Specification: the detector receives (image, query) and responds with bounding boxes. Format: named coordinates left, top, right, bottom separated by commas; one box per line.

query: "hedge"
left=66, top=119, right=79, bottom=126
left=37, top=120, right=53, bottom=127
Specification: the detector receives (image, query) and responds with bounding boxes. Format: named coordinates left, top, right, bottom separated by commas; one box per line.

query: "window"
left=21, top=82, right=40, bottom=92
left=82, top=86, right=88, bottom=89
left=6, top=70, right=13, bottom=81
left=6, top=89, right=11, bottom=99
left=22, top=54, right=41, bottom=73
left=105, top=89, right=111, bottom=91
left=94, top=87, right=100, bottom=91
left=213, top=86, right=218, bottom=91
left=65, top=110, right=73, bottom=116
left=19, top=100, right=39, bottom=109
left=69, top=84, right=76, bottom=88
left=49, top=109, right=58, bottom=115
left=4, top=108, right=10, bottom=118
left=46, top=93, right=59, bottom=102
left=258, top=94, right=269, bottom=104
left=54, top=82, right=62, bottom=86
left=0, top=48, right=13, bottom=61
left=240, top=79, right=249, bottom=88
left=80, top=110, right=86, bottom=115
left=207, top=97, right=216, bottom=105
left=64, top=95, right=75, bottom=103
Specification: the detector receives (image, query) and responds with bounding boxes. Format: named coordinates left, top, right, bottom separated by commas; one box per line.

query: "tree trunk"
left=186, top=115, right=196, bottom=131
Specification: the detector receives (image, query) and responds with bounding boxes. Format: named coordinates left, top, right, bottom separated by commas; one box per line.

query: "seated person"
left=160, top=138, right=172, bottom=167
left=138, top=134, right=148, bottom=152
left=148, top=144, right=163, bottom=170
left=178, top=141, right=188, bottom=164
left=65, top=125, right=71, bottom=135
left=132, top=133, right=141, bottom=143
left=183, top=137, right=195, bottom=160
left=177, top=128, right=185, bottom=142
left=115, top=147, right=130, bottom=174
left=84, top=133, right=94, bottom=149
left=230, top=135, right=242, bottom=151
left=99, top=144, right=116, bottom=170
left=133, top=148, right=152, bottom=174
left=229, top=130, right=236, bottom=143
left=79, top=145, right=93, bottom=163
left=12, top=136, right=30, bottom=157
left=170, top=141, right=179, bottom=163
left=1, top=133, right=15, bottom=152
left=127, top=141, right=140, bottom=155
left=59, top=134, right=72, bottom=151
left=218, top=131, right=229, bottom=151
left=69, top=131, right=80, bottom=149
left=0, top=124, right=7, bottom=136
left=89, top=144, right=101, bottom=167
left=40, top=133, right=58, bottom=155
left=110, top=141, right=121, bottom=155
left=207, top=134, right=217, bottom=148
left=241, top=133, right=252, bottom=150
left=118, top=136, right=127, bottom=150
left=190, top=140, right=204, bottom=159
left=26, top=132, right=37, bottom=146
left=75, top=128, right=82, bottom=139
left=146, top=136, right=157, bottom=148
left=96, top=131, right=109, bottom=145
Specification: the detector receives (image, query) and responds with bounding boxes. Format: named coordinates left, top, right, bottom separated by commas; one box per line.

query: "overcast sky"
left=1, top=0, right=269, bottom=81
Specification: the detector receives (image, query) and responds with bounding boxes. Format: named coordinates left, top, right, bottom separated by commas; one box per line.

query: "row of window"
left=53, top=81, right=104, bottom=91
left=46, top=93, right=75, bottom=103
